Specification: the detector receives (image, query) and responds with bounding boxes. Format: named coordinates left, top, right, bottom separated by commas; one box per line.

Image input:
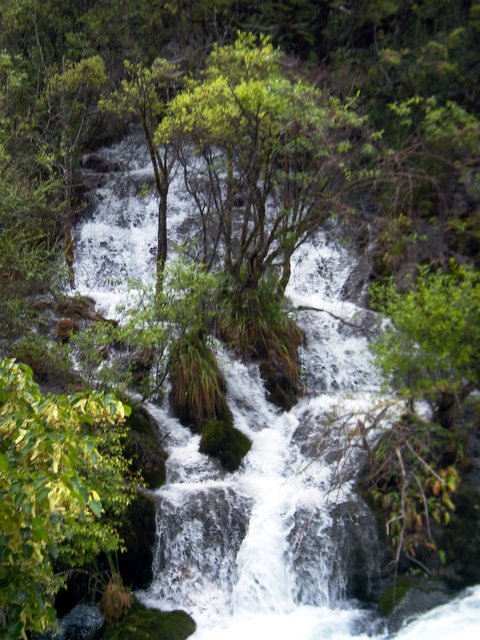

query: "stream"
left=74, top=134, right=480, bottom=640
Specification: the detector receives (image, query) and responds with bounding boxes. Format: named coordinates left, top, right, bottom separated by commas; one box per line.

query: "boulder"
left=125, top=404, right=168, bottom=489
left=42, top=604, right=104, bottom=640
left=101, top=598, right=195, bottom=640
left=80, top=154, right=127, bottom=173
left=199, top=419, right=252, bottom=472
left=118, top=490, right=157, bottom=589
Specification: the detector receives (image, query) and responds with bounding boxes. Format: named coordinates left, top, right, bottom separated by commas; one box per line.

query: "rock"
left=101, top=598, right=196, bottom=640
left=80, top=154, right=127, bottom=173
left=289, top=497, right=385, bottom=605
left=380, top=577, right=453, bottom=633
left=125, top=404, right=168, bottom=489
left=42, top=604, right=104, bottom=640
left=199, top=419, right=252, bottom=471
left=259, top=360, right=298, bottom=411
left=118, top=490, right=157, bottom=589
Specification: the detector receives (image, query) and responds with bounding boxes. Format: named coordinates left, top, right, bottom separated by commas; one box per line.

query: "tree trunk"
left=156, top=186, right=168, bottom=295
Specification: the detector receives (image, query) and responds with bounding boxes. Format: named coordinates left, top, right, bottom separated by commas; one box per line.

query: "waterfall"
left=75, top=134, right=480, bottom=640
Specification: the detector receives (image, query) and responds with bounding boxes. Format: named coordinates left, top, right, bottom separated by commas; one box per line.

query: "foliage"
left=158, top=33, right=368, bottom=293
left=367, top=412, right=461, bottom=567
left=218, top=275, right=302, bottom=403
left=70, top=259, right=223, bottom=398
left=370, top=264, right=480, bottom=409
left=100, top=571, right=133, bottom=624
left=0, top=358, right=135, bottom=638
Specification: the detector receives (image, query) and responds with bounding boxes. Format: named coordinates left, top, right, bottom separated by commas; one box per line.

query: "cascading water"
left=74, top=134, right=480, bottom=640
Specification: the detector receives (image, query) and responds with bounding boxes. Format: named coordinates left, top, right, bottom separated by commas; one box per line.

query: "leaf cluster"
left=0, top=358, right=135, bottom=638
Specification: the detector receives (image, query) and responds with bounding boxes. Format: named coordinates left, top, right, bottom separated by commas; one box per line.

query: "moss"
left=118, top=491, right=157, bottom=589
left=125, top=405, right=168, bottom=489
left=378, top=576, right=419, bottom=617
left=102, top=598, right=196, bottom=640
left=199, top=419, right=252, bottom=472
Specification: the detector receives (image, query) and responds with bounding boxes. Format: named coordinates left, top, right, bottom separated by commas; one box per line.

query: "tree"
left=0, top=52, right=63, bottom=345
left=100, top=59, right=179, bottom=291
left=40, top=55, right=107, bottom=287
left=370, top=264, right=480, bottom=426
left=157, top=33, right=367, bottom=295
left=0, top=358, right=135, bottom=638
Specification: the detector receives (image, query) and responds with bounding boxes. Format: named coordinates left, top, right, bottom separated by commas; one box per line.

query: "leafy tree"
left=39, top=55, right=107, bottom=287
left=370, top=264, right=480, bottom=426
left=158, top=33, right=367, bottom=294
left=0, top=52, right=64, bottom=347
left=0, top=358, right=135, bottom=638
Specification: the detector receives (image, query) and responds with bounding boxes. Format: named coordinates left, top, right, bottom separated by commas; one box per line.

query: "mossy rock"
left=379, top=577, right=453, bottom=633
left=125, top=405, right=168, bottom=489
left=102, top=598, right=195, bottom=640
left=199, top=419, right=252, bottom=472
left=118, top=490, right=157, bottom=589
left=378, top=576, right=420, bottom=617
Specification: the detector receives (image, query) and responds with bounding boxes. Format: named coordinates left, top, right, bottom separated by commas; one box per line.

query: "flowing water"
left=74, top=134, right=480, bottom=639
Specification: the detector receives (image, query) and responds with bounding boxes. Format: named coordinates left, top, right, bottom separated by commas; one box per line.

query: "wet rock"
left=152, top=487, right=251, bottom=605
left=380, top=577, right=453, bottom=633
left=118, top=490, right=157, bottom=589
left=80, top=154, right=127, bottom=173
left=101, top=598, right=195, bottom=640
left=199, top=419, right=252, bottom=471
left=289, top=497, right=385, bottom=605
left=43, top=604, right=104, bottom=640
left=125, top=404, right=168, bottom=489
left=259, top=360, right=298, bottom=411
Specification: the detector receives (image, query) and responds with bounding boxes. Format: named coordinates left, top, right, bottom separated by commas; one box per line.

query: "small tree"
left=0, top=358, right=135, bottom=638
left=370, top=263, right=480, bottom=426
left=157, top=33, right=367, bottom=295
left=40, top=55, right=107, bottom=286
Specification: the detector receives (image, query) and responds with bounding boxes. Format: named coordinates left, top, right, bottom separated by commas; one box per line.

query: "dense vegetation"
left=0, top=0, right=479, bottom=635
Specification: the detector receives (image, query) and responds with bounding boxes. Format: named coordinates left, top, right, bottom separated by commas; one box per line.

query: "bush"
left=370, top=263, right=480, bottom=423
left=0, top=358, right=135, bottom=638
left=219, top=277, right=302, bottom=409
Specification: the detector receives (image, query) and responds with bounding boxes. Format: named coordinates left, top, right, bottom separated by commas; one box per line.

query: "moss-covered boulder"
left=125, top=404, right=168, bottom=489
left=199, top=419, right=252, bottom=472
left=379, top=577, right=453, bottom=633
left=118, top=490, right=157, bottom=589
left=101, top=598, right=195, bottom=640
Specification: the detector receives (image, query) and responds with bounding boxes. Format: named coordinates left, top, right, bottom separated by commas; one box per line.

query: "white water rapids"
left=74, top=135, right=480, bottom=639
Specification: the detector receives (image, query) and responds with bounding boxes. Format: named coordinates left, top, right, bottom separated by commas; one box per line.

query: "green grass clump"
left=169, top=334, right=230, bottom=430
left=218, top=280, right=302, bottom=408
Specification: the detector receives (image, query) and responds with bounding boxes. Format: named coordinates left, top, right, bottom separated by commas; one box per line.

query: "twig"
left=296, top=305, right=365, bottom=331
